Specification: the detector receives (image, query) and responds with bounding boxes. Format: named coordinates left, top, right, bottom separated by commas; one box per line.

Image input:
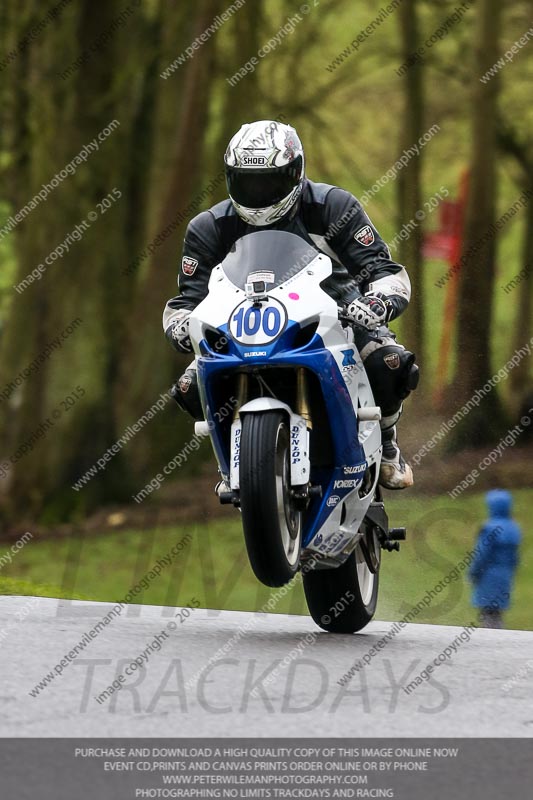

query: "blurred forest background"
left=0, top=0, right=532, bottom=626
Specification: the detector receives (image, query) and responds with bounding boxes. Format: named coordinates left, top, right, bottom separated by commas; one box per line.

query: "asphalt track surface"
left=2, top=596, right=532, bottom=736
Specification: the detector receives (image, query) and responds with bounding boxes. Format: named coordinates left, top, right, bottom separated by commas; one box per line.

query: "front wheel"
left=303, top=534, right=380, bottom=633
left=240, top=411, right=302, bottom=587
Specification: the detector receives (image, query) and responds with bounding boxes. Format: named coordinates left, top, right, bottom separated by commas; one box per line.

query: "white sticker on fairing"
left=229, top=298, right=287, bottom=346
left=247, top=271, right=275, bottom=284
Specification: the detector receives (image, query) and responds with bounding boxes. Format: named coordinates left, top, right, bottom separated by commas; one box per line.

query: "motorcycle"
left=188, top=229, right=406, bottom=633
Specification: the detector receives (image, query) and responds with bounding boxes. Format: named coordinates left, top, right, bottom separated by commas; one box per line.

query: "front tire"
left=303, top=534, right=380, bottom=633
left=240, top=411, right=302, bottom=587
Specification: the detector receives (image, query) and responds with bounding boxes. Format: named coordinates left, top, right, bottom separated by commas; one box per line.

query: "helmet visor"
left=226, top=156, right=303, bottom=209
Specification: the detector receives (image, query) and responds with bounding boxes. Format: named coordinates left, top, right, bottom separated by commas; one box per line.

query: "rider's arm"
left=324, top=188, right=411, bottom=321
left=162, top=210, right=223, bottom=341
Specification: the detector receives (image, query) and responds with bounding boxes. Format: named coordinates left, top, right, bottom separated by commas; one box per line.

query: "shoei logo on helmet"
left=240, top=155, right=268, bottom=166
left=354, top=225, right=375, bottom=246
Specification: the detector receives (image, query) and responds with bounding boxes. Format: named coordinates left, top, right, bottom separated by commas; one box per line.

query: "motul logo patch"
left=354, top=225, right=375, bottom=246
left=182, top=256, right=198, bottom=276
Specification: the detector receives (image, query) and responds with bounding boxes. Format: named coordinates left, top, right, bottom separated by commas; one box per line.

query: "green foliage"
left=0, top=0, right=531, bottom=519
left=0, top=202, right=16, bottom=321
left=2, top=489, right=531, bottom=630
left=0, top=575, right=90, bottom=601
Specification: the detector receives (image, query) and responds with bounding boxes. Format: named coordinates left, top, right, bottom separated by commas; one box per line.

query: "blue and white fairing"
left=188, top=230, right=382, bottom=560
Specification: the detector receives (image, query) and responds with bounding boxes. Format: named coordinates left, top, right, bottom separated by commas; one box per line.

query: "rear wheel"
left=240, top=411, right=302, bottom=587
left=303, top=531, right=380, bottom=633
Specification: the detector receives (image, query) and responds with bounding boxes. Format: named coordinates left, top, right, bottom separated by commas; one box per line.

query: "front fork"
left=292, top=368, right=322, bottom=508
left=232, top=368, right=312, bottom=426
left=232, top=372, right=248, bottom=424
left=227, top=369, right=315, bottom=498
left=296, top=367, right=313, bottom=430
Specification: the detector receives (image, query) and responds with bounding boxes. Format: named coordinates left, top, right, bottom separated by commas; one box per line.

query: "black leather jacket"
left=163, top=178, right=410, bottom=336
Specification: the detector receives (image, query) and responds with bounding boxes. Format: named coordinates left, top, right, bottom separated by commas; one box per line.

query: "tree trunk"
left=449, top=0, right=505, bottom=444
left=0, top=0, right=152, bottom=521
left=117, top=0, right=220, bottom=479
left=509, top=176, right=533, bottom=405
left=397, top=0, right=425, bottom=369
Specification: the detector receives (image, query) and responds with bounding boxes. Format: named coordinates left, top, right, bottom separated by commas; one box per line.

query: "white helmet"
left=224, top=120, right=305, bottom=226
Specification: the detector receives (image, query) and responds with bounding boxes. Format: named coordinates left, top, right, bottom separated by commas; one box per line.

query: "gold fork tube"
left=296, top=368, right=312, bottom=429
left=234, top=373, right=248, bottom=421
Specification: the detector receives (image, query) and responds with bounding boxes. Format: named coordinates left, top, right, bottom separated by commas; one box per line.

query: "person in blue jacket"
left=468, top=489, right=521, bottom=628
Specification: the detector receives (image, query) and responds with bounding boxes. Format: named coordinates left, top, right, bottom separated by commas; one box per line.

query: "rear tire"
left=303, top=535, right=379, bottom=633
left=240, top=411, right=302, bottom=587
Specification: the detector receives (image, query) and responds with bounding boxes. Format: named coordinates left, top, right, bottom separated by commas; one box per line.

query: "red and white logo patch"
left=384, top=353, right=401, bottom=370
left=179, top=375, right=192, bottom=393
left=354, top=225, right=375, bottom=247
left=182, top=256, right=198, bottom=276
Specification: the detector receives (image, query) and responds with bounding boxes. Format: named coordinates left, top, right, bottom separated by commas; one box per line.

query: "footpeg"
left=388, top=527, right=406, bottom=541
left=379, top=527, right=407, bottom=552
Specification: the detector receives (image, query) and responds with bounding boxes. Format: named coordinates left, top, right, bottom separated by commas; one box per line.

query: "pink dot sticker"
left=288, top=292, right=300, bottom=300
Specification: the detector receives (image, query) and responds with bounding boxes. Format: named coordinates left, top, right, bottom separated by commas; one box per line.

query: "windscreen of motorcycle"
left=220, top=230, right=321, bottom=290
